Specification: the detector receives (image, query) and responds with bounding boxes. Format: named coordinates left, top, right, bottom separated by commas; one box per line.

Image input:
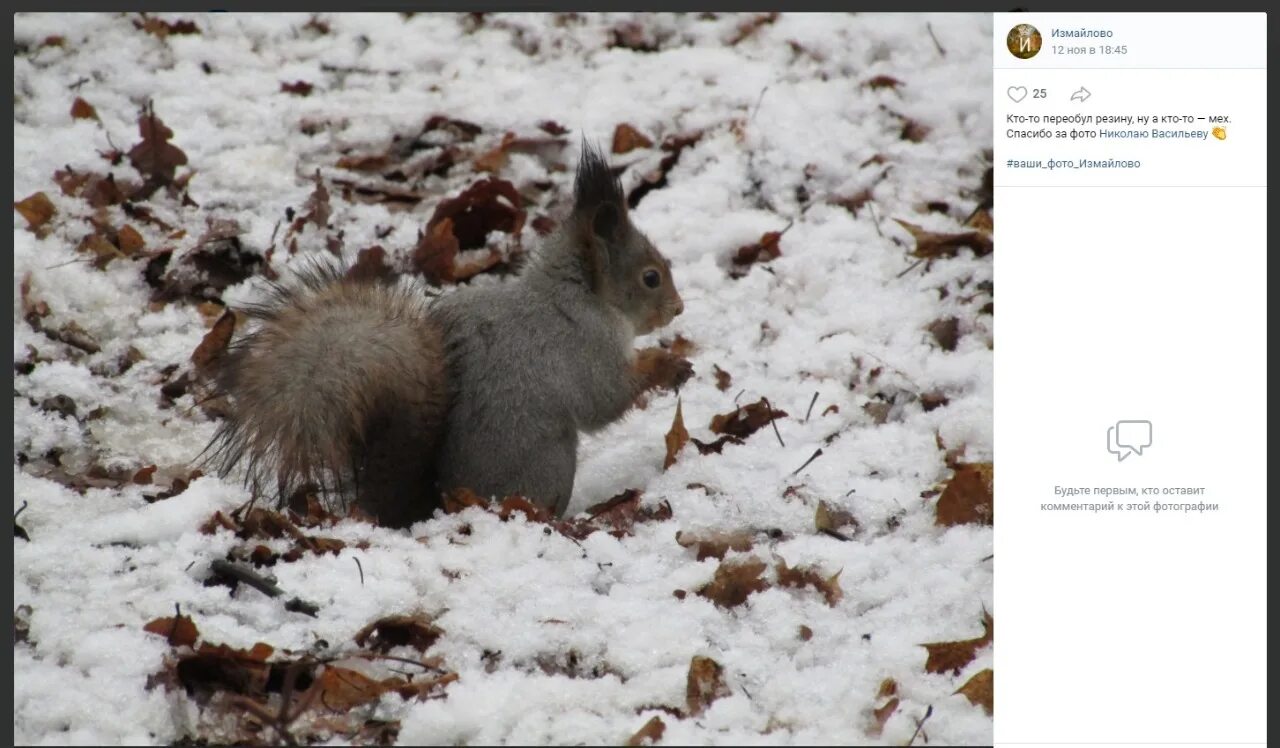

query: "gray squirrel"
left=205, top=144, right=690, bottom=527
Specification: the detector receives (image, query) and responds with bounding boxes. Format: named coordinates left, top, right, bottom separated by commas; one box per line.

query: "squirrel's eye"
left=642, top=269, right=661, bottom=289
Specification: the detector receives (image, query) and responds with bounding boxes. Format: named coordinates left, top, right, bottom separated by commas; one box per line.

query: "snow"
left=14, top=12, right=993, bottom=745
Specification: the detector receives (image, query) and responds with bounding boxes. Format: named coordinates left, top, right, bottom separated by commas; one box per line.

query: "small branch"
left=790, top=448, right=824, bottom=476
left=926, top=23, right=946, bottom=56
left=762, top=397, right=785, bottom=447
left=210, top=559, right=284, bottom=597
left=907, top=704, right=934, bottom=746
left=804, top=391, right=819, bottom=422
left=354, top=556, right=364, bottom=585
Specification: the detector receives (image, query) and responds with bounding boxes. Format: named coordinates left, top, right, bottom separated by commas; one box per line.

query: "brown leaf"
left=612, top=123, right=654, bottom=154
left=955, top=668, right=993, bottom=715
left=191, top=310, right=236, bottom=372
left=136, top=16, right=200, bottom=37
left=133, top=465, right=158, bottom=485
left=920, top=390, right=950, bottom=412
left=428, top=177, right=524, bottom=250
left=934, top=462, right=993, bottom=527
left=686, top=655, right=730, bottom=715
left=798, top=625, right=813, bottom=641
left=709, top=398, right=786, bottom=440
left=663, top=399, right=689, bottom=470
left=538, top=120, right=569, bottom=136
left=675, top=530, right=755, bottom=561
left=143, top=614, right=200, bottom=647
left=170, top=641, right=274, bottom=701
left=346, top=245, right=396, bottom=283
left=497, top=495, right=553, bottom=523
left=280, top=80, right=314, bottom=96
left=627, top=715, right=666, bottom=746
left=691, top=435, right=744, bottom=455
left=927, top=317, right=961, bottom=352
left=895, top=219, right=992, bottom=259
left=14, top=192, right=55, bottom=232
left=299, top=171, right=331, bottom=230
left=901, top=118, right=931, bottom=143
left=473, top=132, right=515, bottom=173
left=411, top=217, right=461, bottom=285
left=128, top=104, right=189, bottom=190
left=584, top=489, right=672, bottom=536
left=116, top=224, right=146, bottom=255
left=313, top=666, right=387, bottom=711
left=922, top=611, right=993, bottom=675
left=876, top=678, right=898, bottom=699
left=727, top=12, right=779, bottom=45
left=636, top=347, right=693, bottom=392
left=442, top=487, right=490, bottom=514
left=696, top=558, right=769, bottom=608
left=829, top=188, right=874, bottom=217
left=863, top=75, right=905, bottom=91
left=83, top=174, right=129, bottom=207
left=70, top=97, right=100, bottom=121
left=730, top=230, right=782, bottom=275
left=775, top=558, right=842, bottom=606
left=815, top=501, right=859, bottom=539
left=871, top=696, right=900, bottom=736
left=712, top=364, right=732, bottom=392
left=662, top=334, right=696, bottom=358
left=354, top=614, right=444, bottom=653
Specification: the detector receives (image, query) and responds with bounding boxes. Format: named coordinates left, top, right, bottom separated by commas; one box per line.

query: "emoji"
left=1212, top=127, right=1226, bottom=140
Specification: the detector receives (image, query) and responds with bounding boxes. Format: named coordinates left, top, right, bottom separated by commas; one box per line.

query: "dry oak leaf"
left=775, top=558, right=843, bottom=606
left=70, top=96, right=100, bottom=121
left=663, top=399, right=689, bottom=470
left=128, top=104, right=189, bottom=187
left=934, top=462, right=994, bottom=527
left=584, top=489, right=673, bottom=537
left=955, top=668, right=993, bottom=715
left=143, top=613, right=200, bottom=647
left=280, top=80, right=314, bottom=97
left=191, top=309, right=236, bottom=372
left=14, top=192, right=56, bottom=232
left=696, top=557, right=770, bottom=608
left=612, top=123, right=654, bottom=154
left=712, top=364, right=732, bottom=392
left=863, top=75, right=905, bottom=91
left=730, top=230, right=783, bottom=276
left=354, top=614, right=444, bottom=653
left=686, top=655, right=731, bottom=716
left=709, top=398, right=786, bottom=440
left=921, top=610, right=993, bottom=675
left=675, top=529, right=755, bottom=561
left=895, top=219, right=993, bottom=259
left=815, top=500, right=859, bottom=540
left=927, top=316, right=961, bottom=352
left=871, top=696, right=900, bottom=737
left=627, top=715, right=666, bottom=746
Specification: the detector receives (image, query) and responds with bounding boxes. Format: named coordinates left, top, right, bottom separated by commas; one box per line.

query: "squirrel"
left=204, top=144, right=691, bottom=528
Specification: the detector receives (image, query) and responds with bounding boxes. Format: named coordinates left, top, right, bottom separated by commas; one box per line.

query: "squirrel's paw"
left=636, top=347, right=694, bottom=392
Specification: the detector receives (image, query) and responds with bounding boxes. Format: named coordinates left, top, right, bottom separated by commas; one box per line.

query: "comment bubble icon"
left=1107, top=420, right=1153, bottom=461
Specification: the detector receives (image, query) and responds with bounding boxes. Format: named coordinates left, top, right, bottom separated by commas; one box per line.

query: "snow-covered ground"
left=14, top=13, right=994, bottom=745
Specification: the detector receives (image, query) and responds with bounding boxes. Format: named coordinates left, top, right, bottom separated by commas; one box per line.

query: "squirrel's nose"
left=672, top=298, right=684, bottom=317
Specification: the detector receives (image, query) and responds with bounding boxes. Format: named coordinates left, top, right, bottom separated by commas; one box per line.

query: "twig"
left=925, top=23, right=946, bottom=56
left=790, top=448, right=824, bottom=476
left=804, top=391, right=819, bottom=422
left=354, top=556, right=364, bottom=585
left=14, top=501, right=28, bottom=521
left=895, top=258, right=925, bottom=278
left=733, top=389, right=745, bottom=404
left=762, top=397, right=785, bottom=447
left=907, top=704, right=934, bottom=746
left=210, top=559, right=284, bottom=597
left=750, top=85, right=770, bottom=121
left=168, top=603, right=183, bottom=640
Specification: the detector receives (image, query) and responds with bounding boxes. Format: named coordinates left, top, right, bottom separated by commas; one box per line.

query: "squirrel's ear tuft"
left=573, top=141, right=625, bottom=218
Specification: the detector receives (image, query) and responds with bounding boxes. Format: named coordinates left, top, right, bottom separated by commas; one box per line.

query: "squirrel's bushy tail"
left=204, top=261, right=447, bottom=526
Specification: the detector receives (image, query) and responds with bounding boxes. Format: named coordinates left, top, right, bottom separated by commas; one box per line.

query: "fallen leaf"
left=116, top=224, right=146, bottom=255
left=346, top=245, right=396, bottom=283
left=775, top=558, right=842, bottom=606
left=815, top=501, right=859, bottom=539
left=712, top=364, right=732, bottom=392
left=876, top=678, right=898, bottom=699
left=922, top=611, right=993, bottom=675
left=127, top=103, right=189, bottom=194
left=730, top=230, right=782, bottom=276
left=727, top=12, right=779, bottom=45
left=627, top=715, right=666, bottom=746
left=538, top=120, right=569, bottom=136
left=696, top=558, right=769, bottom=608
left=143, top=614, right=200, bottom=647
left=798, top=625, right=813, bottom=641
left=354, top=614, right=444, bottom=653
left=675, top=529, right=755, bottom=561
left=427, top=177, right=524, bottom=250
left=686, top=655, right=730, bottom=715
left=927, top=317, right=961, bottom=352
left=14, top=192, right=55, bottom=231
left=691, top=435, right=744, bottom=455
left=313, top=666, right=386, bottom=711
left=955, top=668, right=993, bottom=715
left=871, top=697, right=900, bottom=736
left=934, top=463, right=994, bottom=527
left=829, top=188, right=874, bottom=217
left=136, top=16, right=200, bottom=37
left=863, top=75, right=904, bottom=91
left=663, top=399, right=689, bottom=470
left=612, top=123, right=654, bottom=154
left=709, top=398, right=786, bottom=440
left=70, top=97, right=99, bottom=121
left=191, top=310, right=236, bottom=371
left=280, top=80, right=314, bottom=96
left=133, top=465, right=158, bottom=485
left=584, top=489, right=672, bottom=536
left=895, top=219, right=992, bottom=259
left=920, top=390, right=950, bottom=412
left=474, top=132, right=515, bottom=173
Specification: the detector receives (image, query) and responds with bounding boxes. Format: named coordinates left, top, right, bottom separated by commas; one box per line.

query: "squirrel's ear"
left=573, top=141, right=626, bottom=225
left=591, top=203, right=622, bottom=243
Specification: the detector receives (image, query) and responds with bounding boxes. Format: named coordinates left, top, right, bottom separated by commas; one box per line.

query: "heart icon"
left=1007, top=86, right=1028, bottom=103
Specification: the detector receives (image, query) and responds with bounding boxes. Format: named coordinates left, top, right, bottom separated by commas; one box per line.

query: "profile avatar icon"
left=1007, top=24, right=1042, bottom=60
